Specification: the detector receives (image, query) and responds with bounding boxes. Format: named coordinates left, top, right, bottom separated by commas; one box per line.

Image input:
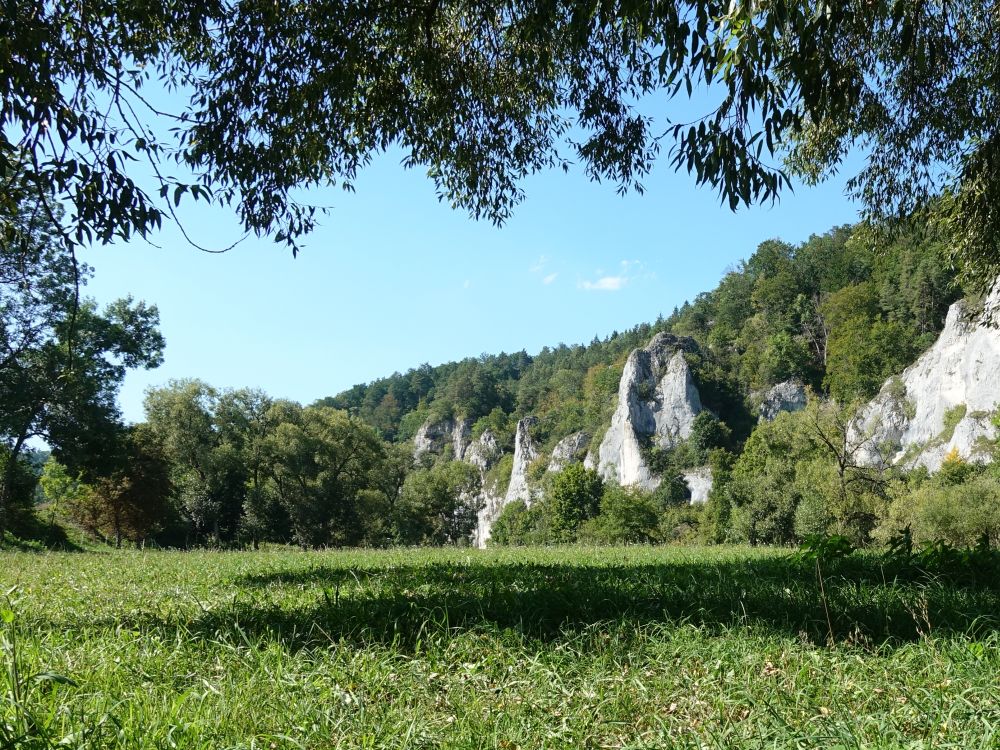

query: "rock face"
left=473, top=417, right=539, bottom=547
left=451, top=419, right=472, bottom=460
left=467, top=429, right=504, bottom=548
left=854, top=286, right=1000, bottom=471
left=413, top=417, right=472, bottom=461
left=465, top=429, right=501, bottom=472
left=413, top=419, right=446, bottom=460
left=503, top=417, right=539, bottom=506
left=596, top=333, right=702, bottom=489
left=758, top=380, right=807, bottom=422
left=682, top=467, right=714, bottom=504
left=547, top=431, right=590, bottom=473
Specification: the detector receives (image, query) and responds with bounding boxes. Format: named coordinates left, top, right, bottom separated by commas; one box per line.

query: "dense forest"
left=4, top=203, right=998, bottom=551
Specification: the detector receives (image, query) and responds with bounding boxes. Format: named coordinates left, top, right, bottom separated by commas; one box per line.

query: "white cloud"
left=543, top=272, right=558, bottom=285
left=577, top=260, right=655, bottom=292
left=579, top=260, right=643, bottom=292
left=463, top=279, right=471, bottom=289
left=529, top=255, right=548, bottom=273
left=579, top=275, right=627, bottom=291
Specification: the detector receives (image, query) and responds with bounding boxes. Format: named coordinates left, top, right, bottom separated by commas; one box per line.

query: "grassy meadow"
left=2, top=545, right=999, bottom=749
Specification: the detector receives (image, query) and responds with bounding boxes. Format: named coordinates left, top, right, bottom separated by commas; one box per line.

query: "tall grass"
left=2, top=546, right=998, bottom=748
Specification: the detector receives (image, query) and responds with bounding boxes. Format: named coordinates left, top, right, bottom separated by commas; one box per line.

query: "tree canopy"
left=0, top=198, right=164, bottom=536
left=4, top=1, right=998, bottom=284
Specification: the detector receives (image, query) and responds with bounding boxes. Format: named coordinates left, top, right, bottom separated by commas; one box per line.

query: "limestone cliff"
left=413, top=417, right=472, bottom=461
left=596, top=333, right=702, bottom=489
left=758, top=380, right=807, bottom=422
left=682, top=467, right=714, bottom=504
left=547, top=431, right=590, bottom=473
left=503, top=417, right=539, bottom=506
left=854, top=285, right=1000, bottom=471
left=465, top=428, right=501, bottom=472
left=467, top=429, right=503, bottom=548
left=473, top=417, right=539, bottom=547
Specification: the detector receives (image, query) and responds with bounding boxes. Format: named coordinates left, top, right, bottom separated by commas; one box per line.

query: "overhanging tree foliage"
left=0, top=199, right=164, bottom=536
left=4, top=2, right=998, bottom=284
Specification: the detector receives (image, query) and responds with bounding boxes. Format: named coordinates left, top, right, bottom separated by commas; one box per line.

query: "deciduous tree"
left=7, top=2, right=999, bottom=285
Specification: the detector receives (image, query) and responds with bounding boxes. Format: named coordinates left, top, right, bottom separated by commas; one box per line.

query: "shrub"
left=688, top=412, right=732, bottom=456
left=578, top=484, right=659, bottom=544
left=489, top=500, right=548, bottom=546
left=526, top=454, right=549, bottom=483
left=544, top=464, right=603, bottom=541
left=657, top=504, right=707, bottom=543
left=886, top=472, right=1000, bottom=548
left=911, top=474, right=1000, bottom=547
left=485, top=454, right=515, bottom=497
left=940, top=404, right=968, bottom=443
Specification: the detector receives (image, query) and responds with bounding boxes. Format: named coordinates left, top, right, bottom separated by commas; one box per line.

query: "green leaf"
left=32, top=672, right=79, bottom=687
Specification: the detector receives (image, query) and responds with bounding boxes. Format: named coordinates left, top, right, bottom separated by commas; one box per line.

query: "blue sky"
left=81, top=139, right=861, bottom=424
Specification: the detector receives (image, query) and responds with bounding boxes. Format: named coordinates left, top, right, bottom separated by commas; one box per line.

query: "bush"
left=651, top=473, right=690, bottom=508
left=791, top=457, right=837, bottom=539
left=489, top=500, right=548, bottom=546
left=526, top=454, right=549, bottom=483
left=906, top=473, right=1000, bottom=547
left=544, top=464, right=603, bottom=541
left=472, top=407, right=517, bottom=450
left=657, top=504, right=707, bottom=543
left=484, top=454, right=515, bottom=497
left=688, top=412, right=732, bottom=456
left=578, top=484, right=659, bottom=544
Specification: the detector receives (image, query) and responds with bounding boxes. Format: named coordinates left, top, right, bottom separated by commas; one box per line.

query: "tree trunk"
left=0, top=429, right=29, bottom=539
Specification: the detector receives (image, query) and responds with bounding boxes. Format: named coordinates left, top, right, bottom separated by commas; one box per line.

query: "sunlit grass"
left=2, top=545, right=998, bottom=748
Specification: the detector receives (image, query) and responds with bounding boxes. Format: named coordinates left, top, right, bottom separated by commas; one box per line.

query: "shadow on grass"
left=175, top=554, right=1000, bottom=651
left=1, top=516, right=83, bottom=552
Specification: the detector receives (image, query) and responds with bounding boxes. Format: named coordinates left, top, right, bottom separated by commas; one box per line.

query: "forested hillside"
left=13, top=218, right=998, bottom=553
left=325, top=223, right=959, bottom=454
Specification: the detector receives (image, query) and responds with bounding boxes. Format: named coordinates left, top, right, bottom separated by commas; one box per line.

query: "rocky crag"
left=757, top=380, right=807, bottom=422
left=413, top=417, right=472, bottom=462
left=682, top=467, right=714, bottom=504
left=595, top=333, right=703, bottom=490
left=415, top=413, right=545, bottom=547
left=415, top=325, right=864, bottom=547
left=854, top=284, right=1000, bottom=471
left=465, top=429, right=504, bottom=548
left=547, top=431, right=590, bottom=473
left=471, top=417, right=538, bottom=544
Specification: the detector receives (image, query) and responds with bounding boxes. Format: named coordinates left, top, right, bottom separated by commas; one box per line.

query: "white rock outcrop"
left=413, top=417, right=472, bottom=461
left=596, top=333, right=702, bottom=489
left=473, top=417, right=539, bottom=547
left=413, top=419, right=445, bottom=460
left=467, top=429, right=504, bottom=548
left=451, top=419, right=472, bottom=460
left=503, top=417, right=539, bottom=507
left=547, top=431, right=591, bottom=473
left=854, top=285, right=1000, bottom=471
left=758, top=380, right=807, bottom=422
left=465, top=429, right=501, bottom=472
left=682, top=467, right=714, bottom=504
